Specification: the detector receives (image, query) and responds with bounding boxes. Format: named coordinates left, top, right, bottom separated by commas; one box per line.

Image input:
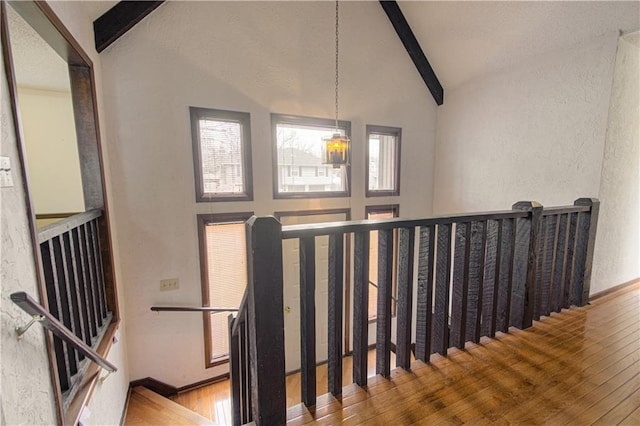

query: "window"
left=198, top=212, right=253, bottom=367
left=366, top=125, right=401, bottom=197
left=191, top=107, right=253, bottom=202
left=366, top=205, right=399, bottom=320
left=272, top=114, right=351, bottom=198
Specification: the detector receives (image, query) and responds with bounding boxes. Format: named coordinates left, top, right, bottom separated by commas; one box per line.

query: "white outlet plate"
left=160, top=278, right=179, bottom=291
left=0, top=156, right=13, bottom=188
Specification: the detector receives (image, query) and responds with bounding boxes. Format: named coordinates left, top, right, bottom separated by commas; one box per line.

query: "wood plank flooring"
left=159, top=283, right=639, bottom=425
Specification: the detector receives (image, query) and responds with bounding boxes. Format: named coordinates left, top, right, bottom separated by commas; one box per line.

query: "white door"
left=280, top=212, right=348, bottom=373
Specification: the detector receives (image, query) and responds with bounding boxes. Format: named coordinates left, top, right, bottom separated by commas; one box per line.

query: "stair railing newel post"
left=511, top=201, right=543, bottom=329
left=245, top=216, right=287, bottom=425
left=574, top=198, right=600, bottom=306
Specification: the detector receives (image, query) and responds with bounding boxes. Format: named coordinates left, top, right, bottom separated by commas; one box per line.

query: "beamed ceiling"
left=90, top=1, right=640, bottom=106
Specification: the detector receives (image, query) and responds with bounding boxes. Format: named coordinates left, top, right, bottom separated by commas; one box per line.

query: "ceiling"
left=399, top=1, right=640, bottom=89
left=6, top=1, right=640, bottom=94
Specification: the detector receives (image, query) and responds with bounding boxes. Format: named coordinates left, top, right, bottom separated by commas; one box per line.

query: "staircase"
left=124, top=387, right=215, bottom=425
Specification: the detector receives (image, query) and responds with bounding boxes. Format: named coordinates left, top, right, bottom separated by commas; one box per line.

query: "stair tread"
left=127, top=386, right=215, bottom=425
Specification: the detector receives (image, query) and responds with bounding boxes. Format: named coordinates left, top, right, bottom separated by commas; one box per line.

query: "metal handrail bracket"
left=10, top=291, right=117, bottom=373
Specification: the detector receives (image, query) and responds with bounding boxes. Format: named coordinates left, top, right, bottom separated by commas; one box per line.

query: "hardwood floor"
left=165, top=283, right=639, bottom=425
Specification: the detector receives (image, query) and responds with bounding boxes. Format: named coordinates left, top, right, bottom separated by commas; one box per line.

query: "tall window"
left=198, top=212, right=252, bottom=367
left=366, top=205, right=400, bottom=320
left=191, top=107, right=253, bottom=202
left=272, top=114, right=351, bottom=198
left=366, top=125, right=401, bottom=197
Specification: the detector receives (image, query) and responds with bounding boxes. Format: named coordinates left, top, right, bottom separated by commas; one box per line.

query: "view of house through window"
left=367, top=125, right=401, bottom=197
left=191, top=107, right=253, bottom=202
left=273, top=114, right=350, bottom=197
left=199, top=214, right=250, bottom=365
left=367, top=205, right=399, bottom=319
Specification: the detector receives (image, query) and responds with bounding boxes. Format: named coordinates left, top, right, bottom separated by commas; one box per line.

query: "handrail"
left=281, top=209, right=529, bottom=239
left=231, top=292, right=248, bottom=337
left=541, top=205, right=590, bottom=216
left=10, top=292, right=117, bottom=373
left=369, top=280, right=398, bottom=303
left=150, top=306, right=238, bottom=313
left=38, top=209, right=102, bottom=243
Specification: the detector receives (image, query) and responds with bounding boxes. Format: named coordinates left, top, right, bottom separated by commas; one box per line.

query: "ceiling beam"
left=379, top=1, right=444, bottom=105
left=94, top=1, right=164, bottom=53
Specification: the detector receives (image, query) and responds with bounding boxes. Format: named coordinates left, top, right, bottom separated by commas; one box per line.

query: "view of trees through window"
left=199, top=119, right=245, bottom=195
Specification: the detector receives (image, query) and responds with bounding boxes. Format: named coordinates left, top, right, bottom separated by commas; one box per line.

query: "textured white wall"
left=18, top=87, right=85, bottom=215
left=1, top=2, right=130, bottom=425
left=0, top=37, right=58, bottom=426
left=433, top=31, right=629, bottom=294
left=434, top=32, right=618, bottom=214
left=100, top=1, right=436, bottom=386
left=592, top=34, right=640, bottom=294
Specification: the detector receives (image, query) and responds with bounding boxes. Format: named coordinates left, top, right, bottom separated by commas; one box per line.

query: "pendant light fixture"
left=322, top=0, right=350, bottom=168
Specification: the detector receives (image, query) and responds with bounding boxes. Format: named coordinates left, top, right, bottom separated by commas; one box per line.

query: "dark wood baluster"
left=353, top=231, right=370, bottom=386
left=328, top=234, right=344, bottom=397
left=91, top=219, right=108, bottom=315
left=542, top=215, right=558, bottom=317
left=552, top=214, right=569, bottom=313
left=433, top=224, right=452, bottom=355
left=89, top=220, right=106, bottom=322
left=575, top=198, right=600, bottom=306
left=299, top=237, right=316, bottom=407
left=76, top=225, right=97, bottom=338
left=451, top=222, right=470, bottom=349
left=228, top=315, right=241, bottom=426
left=376, top=229, right=393, bottom=377
left=41, top=240, right=71, bottom=391
left=482, top=220, right=499, bottom=337
left=534, top=217, right=546, bottom=321
left=239, top=320, right=249, bottom=424
left=468, top=221, right=487, bottom=343
left=396, top=227, right=415, bottom=370
left=496, top=219, right=516, bottom=333
left=511, top=202, right=542, bottom=329
left=571, top=212, right=591, bottom=306
left=415, top=225, right=434, bottom=362
left=69, top=228, right=91, bottom=347
left=52, top=236, right=78, bottom=375
left=62, top=232, right=86, bottom=362
left=81, top=223, right=101, bottom=330
left=563, top=213, right=578, bottom=308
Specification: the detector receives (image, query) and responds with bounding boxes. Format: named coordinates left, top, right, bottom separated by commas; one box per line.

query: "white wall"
left=433, top=32, right=618, bottom=214
left=18, top=87, right=85, bottom=215
left=1, top=2, right=130, bottom=425
left=591, top=33, right=640, bottom=294
left=0, top=37, right=58, bottom=426
left=100, top=1, right=436, bottom=387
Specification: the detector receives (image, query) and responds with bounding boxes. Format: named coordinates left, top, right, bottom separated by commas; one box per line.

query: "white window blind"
left=205, top=221, right=247, bottom=360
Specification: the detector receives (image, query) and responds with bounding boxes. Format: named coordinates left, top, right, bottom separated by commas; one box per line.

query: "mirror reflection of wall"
left=7, top=5, right=85, bottom=227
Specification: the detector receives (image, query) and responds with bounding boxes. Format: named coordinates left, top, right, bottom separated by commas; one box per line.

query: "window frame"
left=190, top=107, right=254, bottom=203
left=271, top=113, right=351, bottom=199
left=365, top=204, right=400, bottom=322
left=197, top=211, right=254, bottom=368
left=365, top=125, right=402, bottom=198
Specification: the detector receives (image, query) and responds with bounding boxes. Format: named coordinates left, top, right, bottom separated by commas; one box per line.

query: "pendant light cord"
left=335, top=0, right=340, bottom=132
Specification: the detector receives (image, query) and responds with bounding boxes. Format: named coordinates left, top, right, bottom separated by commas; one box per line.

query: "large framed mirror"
left=1, top=2, right=119, bottom=423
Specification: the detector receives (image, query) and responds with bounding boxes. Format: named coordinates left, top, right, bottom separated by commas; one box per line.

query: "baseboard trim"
left=119, top=386, right=132, bottom=425
left=130, top=377, right=178, bottom=397
left=590, top=277, right=640, bottom=301
left=129, top=373, right=230, bottom=398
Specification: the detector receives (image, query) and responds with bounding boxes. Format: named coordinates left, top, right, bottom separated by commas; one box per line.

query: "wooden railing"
left=228, top=198, right=599, bottom=425
left=37, top=209, right=112, bottom=407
